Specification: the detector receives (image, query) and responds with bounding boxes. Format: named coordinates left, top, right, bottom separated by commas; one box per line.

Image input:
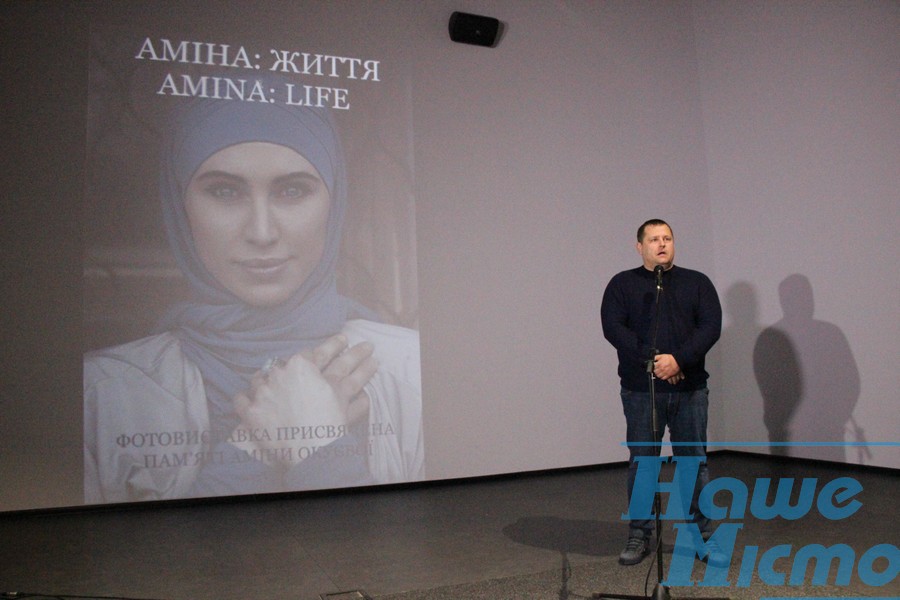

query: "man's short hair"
left=637, top=219, right=671, bottom=242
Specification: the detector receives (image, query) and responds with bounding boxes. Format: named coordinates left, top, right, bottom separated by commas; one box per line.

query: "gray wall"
left=413, top=0, right=717, bottom=478
left=412, top=0, right=898, bottom=475
left=0, top=0, right=896, bottom=511
left=695, top=1, right=899, bottom=463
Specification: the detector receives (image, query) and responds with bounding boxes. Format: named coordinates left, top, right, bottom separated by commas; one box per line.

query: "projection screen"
left=79, top=13, right=421, bottom=505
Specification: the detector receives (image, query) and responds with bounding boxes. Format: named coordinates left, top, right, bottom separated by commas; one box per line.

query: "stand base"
left=593, top=583, right=670, bottom=600
left=593, top=583, right=731, bottom=600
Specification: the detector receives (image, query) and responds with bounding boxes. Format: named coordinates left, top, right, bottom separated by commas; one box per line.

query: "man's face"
left=636, top=224, right=674, bottom=271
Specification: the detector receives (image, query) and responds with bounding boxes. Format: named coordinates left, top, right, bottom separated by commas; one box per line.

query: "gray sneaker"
left=618, top=536, right=650, bottom=565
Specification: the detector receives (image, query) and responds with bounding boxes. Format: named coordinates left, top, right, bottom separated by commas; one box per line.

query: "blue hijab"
left=158, top=94, right=362, bottom=424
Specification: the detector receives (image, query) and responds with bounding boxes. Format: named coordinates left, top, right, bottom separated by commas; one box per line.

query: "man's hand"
left=652, top=353, right=682, bottom=382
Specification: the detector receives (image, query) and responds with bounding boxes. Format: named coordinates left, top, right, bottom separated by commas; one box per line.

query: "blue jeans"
left=621, top=387, right=711, bottom=538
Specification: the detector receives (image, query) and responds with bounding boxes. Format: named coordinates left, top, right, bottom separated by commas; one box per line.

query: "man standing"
left=600, top=219, right=722, bottom=566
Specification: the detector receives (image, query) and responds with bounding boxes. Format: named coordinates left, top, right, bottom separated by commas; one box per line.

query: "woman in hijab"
left=84, top=92, right=423, bottom=504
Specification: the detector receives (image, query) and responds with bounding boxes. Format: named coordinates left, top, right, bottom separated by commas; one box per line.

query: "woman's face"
left=184, top=142, right=331, bottom=307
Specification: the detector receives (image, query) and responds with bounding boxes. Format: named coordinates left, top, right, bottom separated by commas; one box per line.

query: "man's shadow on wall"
left=753, top=274, right=864, bottom=462
left=718, top=281, right=767, bottom=446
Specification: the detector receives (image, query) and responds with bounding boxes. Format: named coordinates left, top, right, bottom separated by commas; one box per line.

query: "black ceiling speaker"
left=448, top=11, right=501, bottom=48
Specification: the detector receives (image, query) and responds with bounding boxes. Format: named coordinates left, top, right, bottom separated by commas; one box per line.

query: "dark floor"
left=0, top=452, right=897, bottom=600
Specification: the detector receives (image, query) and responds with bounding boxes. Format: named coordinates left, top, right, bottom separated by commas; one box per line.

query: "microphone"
left=655, top=265, right=664, bottom=290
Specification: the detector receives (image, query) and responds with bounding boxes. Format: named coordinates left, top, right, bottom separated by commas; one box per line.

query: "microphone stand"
left=593, top=267, right=728, bottom=600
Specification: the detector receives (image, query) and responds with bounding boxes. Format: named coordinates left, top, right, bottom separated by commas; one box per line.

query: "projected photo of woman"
left=84, top=93, right=423, bottom=504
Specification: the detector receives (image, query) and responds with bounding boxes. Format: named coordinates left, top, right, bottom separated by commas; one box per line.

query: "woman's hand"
left=304, top=334, right=377, bottom=424
left=232, top=334, right=377, bottom=466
